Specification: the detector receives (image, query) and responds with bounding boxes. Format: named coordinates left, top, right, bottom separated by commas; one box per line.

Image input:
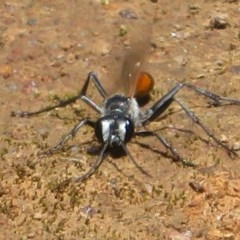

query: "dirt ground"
left=1, top=0, right=240, bottom=239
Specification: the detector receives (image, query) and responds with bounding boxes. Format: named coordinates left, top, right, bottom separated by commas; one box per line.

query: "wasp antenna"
left=120, top=140, right=152, bottom=177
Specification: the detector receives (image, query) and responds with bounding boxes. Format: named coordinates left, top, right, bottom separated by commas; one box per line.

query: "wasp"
left=11, top=39, right=240, bottom=183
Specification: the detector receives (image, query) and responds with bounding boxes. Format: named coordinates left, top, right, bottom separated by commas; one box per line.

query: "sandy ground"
left=1, top=0, right=240, bottom=239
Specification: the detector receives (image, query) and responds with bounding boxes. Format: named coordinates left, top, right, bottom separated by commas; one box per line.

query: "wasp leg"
left=11, top=72, right=107, bottom=117
left=183, top=83, right=240, bottom=106
left=54, top=143, right=108, bottom=189
left=135, top=130, right=196, bottom=167
left=140, top=84, right=182, bottom=124
left=11, top=94, right=80, bottom=117
left=120, top=140, right=152, bottom=177
left=139, top=82, right=238, bottom=157
left=174, top=97, right=237, bottom=157
left=140, top=82, right=240, bottom=125
left=40, top=119, right=95, bottom=156
left=80, top=71, right=108, bottom=98
left=77, top=71, right=108, bottom=113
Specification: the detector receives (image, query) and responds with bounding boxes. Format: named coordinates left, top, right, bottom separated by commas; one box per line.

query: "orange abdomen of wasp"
left=134, top=72, right=154, bottom=98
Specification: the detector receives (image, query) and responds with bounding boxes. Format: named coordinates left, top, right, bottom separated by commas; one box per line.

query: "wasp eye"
left=123, top=118, right=134, bottom=143
left=95, top=118, right=105, bottom=143
left=95, top=116, right=114, bottom=143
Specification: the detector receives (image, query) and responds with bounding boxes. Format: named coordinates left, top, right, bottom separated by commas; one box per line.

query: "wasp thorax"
left=103, top=95, right=131, bottom=115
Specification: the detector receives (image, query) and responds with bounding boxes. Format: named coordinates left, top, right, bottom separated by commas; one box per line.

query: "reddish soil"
left=1, top=0, right=240, bottom=239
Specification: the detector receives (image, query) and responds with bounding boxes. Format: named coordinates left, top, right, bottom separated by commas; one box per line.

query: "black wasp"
left=11, top=41, right=240, bottom=183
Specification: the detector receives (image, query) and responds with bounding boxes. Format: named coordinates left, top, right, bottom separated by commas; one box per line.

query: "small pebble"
left=232, top=141, right=240, bottom=151
left=0, top=64, right=12, bottom=78
left=33, top=212, right=42, bottom=220
left=144, top=183, right=154, bottom=195
left=79, top=205, right=96, bottom=219
left=6, top=82, right=18, bottom=92
left=27, top=232, right=35, bottom=239
left=119, top=9, right=138, bottom=19
left=209, top=13, right=229, bottom=29
left=220, top=134, right=228, bottom=143
left=188, top=4, right=200, bottom=14
left=119, top=25, right=128, bottom=37
left=230, top=65, right=240, bottom=74
left=27, top=18, right=37, bottom=26
left=189, top=181, right=205, bottom=193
